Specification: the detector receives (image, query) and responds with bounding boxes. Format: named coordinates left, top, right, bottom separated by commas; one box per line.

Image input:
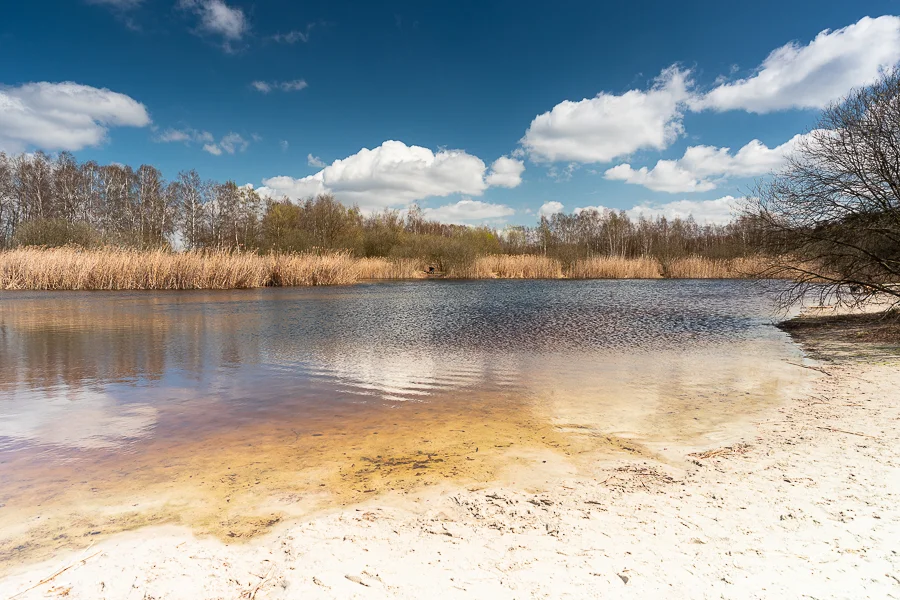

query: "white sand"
left=2, top=356, right=899, bottom=599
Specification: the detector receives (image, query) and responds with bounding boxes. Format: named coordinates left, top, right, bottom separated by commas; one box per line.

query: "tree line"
left=0, top=151, right=762, bottom=269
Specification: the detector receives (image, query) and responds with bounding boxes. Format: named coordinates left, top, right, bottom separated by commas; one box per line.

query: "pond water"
left=0, top=280, right=811, bottom=568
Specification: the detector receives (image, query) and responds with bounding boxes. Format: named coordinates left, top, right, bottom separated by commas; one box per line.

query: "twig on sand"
left=10, top=547, right=102, bottom=599
left=785, top=361, right=832, bottom=376
left=817, top=426, right=877, bottom=439
left=689, top=444, right=752, bottom=460
left=241, top=564, right=275, bottom=599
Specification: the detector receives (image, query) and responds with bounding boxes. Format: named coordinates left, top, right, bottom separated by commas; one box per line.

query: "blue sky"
left=1, top=1, right=899, bottom=225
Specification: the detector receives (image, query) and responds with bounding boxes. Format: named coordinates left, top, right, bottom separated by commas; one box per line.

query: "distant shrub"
left=13, top=219, right=100, bottom=249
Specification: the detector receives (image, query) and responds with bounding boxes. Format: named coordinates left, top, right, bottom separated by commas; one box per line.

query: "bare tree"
left=176, top=170, right=206, bottom=250
left=750, top=71, right=900, bottom=308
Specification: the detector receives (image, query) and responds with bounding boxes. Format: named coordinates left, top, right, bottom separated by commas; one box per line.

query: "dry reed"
left=567, top=256, right=662, bottom=279
left=469, top=254, right=564, bottom=279
left=0, top=248, right=778, bottom=291
left=664, top=255, right=766, bottom=279
left=355, top=257, right=427, bottom=279
left=0, top=247, right=357, bottom=290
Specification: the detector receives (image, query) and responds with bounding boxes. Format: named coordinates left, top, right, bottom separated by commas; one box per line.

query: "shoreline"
left=1, top=315, right=898, bottom=598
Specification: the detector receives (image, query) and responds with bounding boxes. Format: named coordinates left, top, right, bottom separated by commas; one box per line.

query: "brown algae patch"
left=0, top=390, right=653, bottom=572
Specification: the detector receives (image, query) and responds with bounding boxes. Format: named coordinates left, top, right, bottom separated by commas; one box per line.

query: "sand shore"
left=1, top=315, right=898, bottom=599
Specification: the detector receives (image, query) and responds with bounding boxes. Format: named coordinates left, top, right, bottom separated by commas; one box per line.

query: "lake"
left=0, top=280, right=811, bottom=568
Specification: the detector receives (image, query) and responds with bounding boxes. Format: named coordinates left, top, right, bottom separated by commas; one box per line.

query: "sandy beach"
left=1, top=313, right=898, bottom=600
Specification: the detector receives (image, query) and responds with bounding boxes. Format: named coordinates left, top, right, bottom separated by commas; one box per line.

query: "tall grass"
left=0, top=248, right=776, bottom=291
left=663, top=255, right=766, bottom=279
left=446, top=255, right=564, bottom=279
left=356, top=257, right=427, bottom=280
left=0, top=247, right=357, bottom=290
left=567, top=256, right=662, bottom=279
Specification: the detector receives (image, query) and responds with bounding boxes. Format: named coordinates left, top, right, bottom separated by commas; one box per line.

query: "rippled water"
left=0, top=280, right=811, bottom=566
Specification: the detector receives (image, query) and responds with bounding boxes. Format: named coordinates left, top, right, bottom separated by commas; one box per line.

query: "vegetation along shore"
left=0, top=247, right=768, bottom=290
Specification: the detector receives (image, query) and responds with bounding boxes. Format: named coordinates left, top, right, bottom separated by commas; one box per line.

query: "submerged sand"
left=1, top=318, right=899, bottom=599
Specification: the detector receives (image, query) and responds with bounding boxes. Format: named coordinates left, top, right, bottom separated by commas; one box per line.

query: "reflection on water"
left=0, top=280, right=810, bottom=567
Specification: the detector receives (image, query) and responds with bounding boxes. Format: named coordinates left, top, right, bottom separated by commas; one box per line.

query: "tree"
left=176, top=170, right=207, bottom=250
left=750, top=71, right=900, bottom=308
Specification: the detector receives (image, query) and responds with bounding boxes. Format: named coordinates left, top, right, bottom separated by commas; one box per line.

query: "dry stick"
left=10, top=549, right=102, bottom=599
left=784, top=361, right=832, bottom=376
left=817, top=426, right=878, bottom=439
left=241, top=564, right=275, bottom=600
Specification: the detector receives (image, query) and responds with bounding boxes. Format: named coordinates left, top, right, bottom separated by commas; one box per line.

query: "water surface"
left=0, top=280, right=810, bottom=567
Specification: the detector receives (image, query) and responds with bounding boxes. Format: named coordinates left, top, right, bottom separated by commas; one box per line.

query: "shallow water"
left=0, top=280, right=810, bottom=568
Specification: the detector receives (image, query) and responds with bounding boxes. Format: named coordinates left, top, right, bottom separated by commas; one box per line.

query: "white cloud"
left=485, top=156, right=525, bottom=188
left=538, top=201, right=564, bottom=217
left=219, top=132, right=248, bottom=153
left=281, top=80, right=308, bottom=91
left=422, top=199, right=515, bottom=224
left=604, top=162, right=715, bottom=193
left=604, top=132, right=812, bottom=193
left=200, top=132, right=250, bottom=156
left=0, top=81, right=150, bottom=153
left=548, top=162, right=578, bottom=182
left=571, top=197, right=740, bottom=225
left=259, top=140, right=508, bottom=210
left=280, top=140, right=289, bottom=152
left=307, top=153, right=326, bottom=168
left=622, top=196, right=740, bottom=225
left=272, top=24, right=315, bottom=44
left=155, top=127, right=214, bottom=144
left=521, top=66, right=692, bottom=163
left=252, top=79, right=308, bottom=93
left=694, top=16, right=900, bottom=113
left=179, top=0, right=248, bottom=50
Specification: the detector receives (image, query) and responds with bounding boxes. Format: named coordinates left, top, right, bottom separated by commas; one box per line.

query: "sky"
left=2, top=1, right=900, bottom=226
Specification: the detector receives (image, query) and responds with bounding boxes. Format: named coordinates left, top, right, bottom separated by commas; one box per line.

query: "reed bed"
left=355, top=257, right=427, bottom=280
left=664, top=255, right=766, bottom=279
left=0, top=248, right=777, bottom=290
left=270, top=253, right=359, bottom=286
left=460, top=254, right=564, bottom=279
left=567, top=256, right=662, bottom=279
left=0, top=247, right=356, bottom=290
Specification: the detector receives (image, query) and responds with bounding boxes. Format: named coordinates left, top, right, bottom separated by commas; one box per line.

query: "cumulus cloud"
left=258, top=140, right=514, bottom=210
left=422, top=199, right=515, bottom=224
left=0, top=81, right=150, bottom=153
left=251, top=79, right=308, bottom=93
left=538, top=201, right=564, bottom=217
left=604, top=132, right=812, bottom=193
left=179, top=0, right=248, bottom=50
left=694, top=16, right=900, bottom=113
left=485, top=156, right=525, bottom=188
left=521, top=66, right=692, bottom=163
left=307, top=153, right=326, bottom=168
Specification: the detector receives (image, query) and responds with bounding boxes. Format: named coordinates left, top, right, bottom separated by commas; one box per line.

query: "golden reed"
left=0, top=248, right=358, bottom=290
left=0, top=248, right=770, bottom=290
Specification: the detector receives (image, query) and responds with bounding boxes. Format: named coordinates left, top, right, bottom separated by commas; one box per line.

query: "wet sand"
left=1, top=315, right=897, bottom=599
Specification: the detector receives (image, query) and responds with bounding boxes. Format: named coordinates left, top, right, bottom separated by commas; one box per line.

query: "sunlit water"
left=0, top=280, right=811, bottom=568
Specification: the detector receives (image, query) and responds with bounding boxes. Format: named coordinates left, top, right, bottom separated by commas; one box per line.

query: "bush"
left=13, top=219, right=100, bottom=248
